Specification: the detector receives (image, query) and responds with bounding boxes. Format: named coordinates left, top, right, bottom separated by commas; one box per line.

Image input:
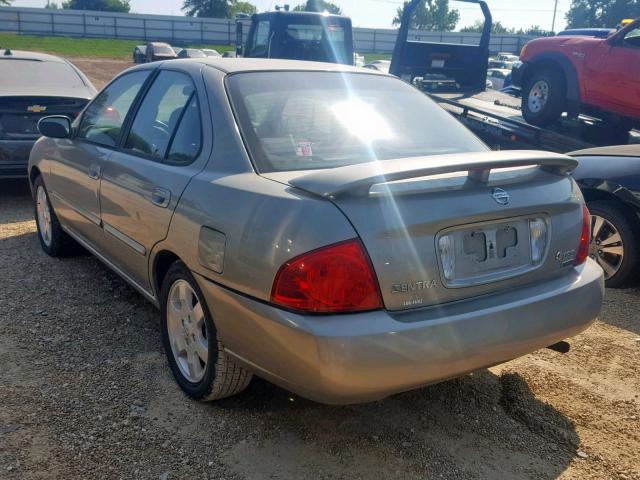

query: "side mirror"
left=38, top=116, right=72, bottom=139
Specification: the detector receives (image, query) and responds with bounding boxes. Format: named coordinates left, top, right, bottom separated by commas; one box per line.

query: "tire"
left=33, top=175, right=78, bottom=257
left=587, top=200, right=640, bottom=288
left=522, top=69, right=566, bottom=127
left=160, top=261, right=252, bottom=401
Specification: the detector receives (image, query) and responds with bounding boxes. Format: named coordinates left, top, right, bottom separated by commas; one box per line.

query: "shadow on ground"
left=201, top=370, right=580, bottom=479
left=1, top=178, right=584, bottom=480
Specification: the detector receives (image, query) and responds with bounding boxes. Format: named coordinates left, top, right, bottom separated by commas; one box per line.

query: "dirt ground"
left=68, top=57, right=132, bottom=90
left=1, top=58, right=640, bottom=480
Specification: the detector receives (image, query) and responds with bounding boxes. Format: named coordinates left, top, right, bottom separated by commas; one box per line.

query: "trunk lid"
left=0, top=96, right=88, bottom=140
left=263, top=151, right=585, bottom=312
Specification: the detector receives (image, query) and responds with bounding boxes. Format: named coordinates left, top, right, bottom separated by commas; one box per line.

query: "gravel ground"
left=2, top=180, right=639, bottom=480
left=1, top=58, right=640, bottom=479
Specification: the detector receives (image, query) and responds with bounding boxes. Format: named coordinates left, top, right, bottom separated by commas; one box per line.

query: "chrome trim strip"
left=103, top=222, right=147, bottom=256
left=61, top=224, right=158, bottom=307
left=50, top=191, right=101, bottom=226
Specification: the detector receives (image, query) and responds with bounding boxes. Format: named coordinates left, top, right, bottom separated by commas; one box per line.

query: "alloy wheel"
left=36, top=185, right=52, bottom=247
left=589, top=214, right=624, bottom=280
left=166, top=279, right=209, bottom=383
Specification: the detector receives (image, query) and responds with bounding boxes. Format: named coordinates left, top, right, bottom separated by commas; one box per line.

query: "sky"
left=10, top=0, right=573, bottom=31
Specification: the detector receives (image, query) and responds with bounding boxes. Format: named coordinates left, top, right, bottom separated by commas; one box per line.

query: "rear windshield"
left=154, top=46, right=174, bottom=54
left=186, top=49, right=206, bottom=57
left=0, top=60, right=84, bottom=88
left=278, top=21, right=350, bottom=63
left=285, top=23, right=345, bottom=42
left=226, top=72, right=487, bottom=173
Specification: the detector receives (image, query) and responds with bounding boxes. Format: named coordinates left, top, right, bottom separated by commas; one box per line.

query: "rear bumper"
left=0, top=139, right=34, bottom=178
left=196, top=260, right=604, bottom=404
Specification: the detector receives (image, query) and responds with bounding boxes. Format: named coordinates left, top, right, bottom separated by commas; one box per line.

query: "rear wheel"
left=160, top=261, right=252, bottom=401
left=522, top=69, right=566, bottom=127
left=33, top=175, right=77, bottom=257
left=587, top=200, right=639, bottom=288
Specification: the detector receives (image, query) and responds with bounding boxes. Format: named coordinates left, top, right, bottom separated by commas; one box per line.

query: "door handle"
left=88, top=164, right=101, bottom=180
left=151, top=187, right=171, bottom=208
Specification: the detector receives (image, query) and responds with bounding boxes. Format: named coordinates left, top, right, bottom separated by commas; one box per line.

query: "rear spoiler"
left=279, top=150, right=578, bottom=198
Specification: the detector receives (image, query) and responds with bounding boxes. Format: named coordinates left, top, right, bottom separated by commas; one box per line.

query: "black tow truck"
left=235, top=7, right=354, bottom=65
left=390, top=0, right=636, bottom=152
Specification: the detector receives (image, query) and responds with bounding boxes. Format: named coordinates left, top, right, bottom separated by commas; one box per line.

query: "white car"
left=363, top=59, right=391, bottom=74
left=486, top=68, right=512, bottom=90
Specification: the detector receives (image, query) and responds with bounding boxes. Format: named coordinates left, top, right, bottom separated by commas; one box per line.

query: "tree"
left=460, top=21, right=553, bottom=37
left=515, top=25, right=553, bottom=36
left=392, top=0, right=459, bottom=31
left=0, top=0, right=12, bottom=5
left=293, top=0, right=342, bottom=15
left=566, top=0, right=640, bottom=29
left=46, top=1, right=61, bottom=7
left=183, top=0, right=257, bottom=18
left=183, top=0, right=229, bottom=18
left=460, top=19, right=509, bottom=34
left=62, top=0, right=130, bottom=12
left=230, top=1, right=256, bottom=17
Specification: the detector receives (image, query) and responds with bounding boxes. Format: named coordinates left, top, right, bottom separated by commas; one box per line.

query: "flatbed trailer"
left=428, top=89, right=639, bottom=153
left=389, top=0, right=637, bottom=153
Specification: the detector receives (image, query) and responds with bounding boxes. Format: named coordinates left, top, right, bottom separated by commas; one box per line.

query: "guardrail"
left=0, top=6, right=535, bottom=54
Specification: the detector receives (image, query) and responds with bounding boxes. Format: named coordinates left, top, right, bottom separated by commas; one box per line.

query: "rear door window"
left=78, top=70, right=150, bottom=147
left=123, top=71, right=195, bottom=161
left=166, top=95, right=202, bottom=166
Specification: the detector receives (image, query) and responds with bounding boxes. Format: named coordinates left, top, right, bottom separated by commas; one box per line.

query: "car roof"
left=182, top=57, right=386, bottom=75
left=570, top=145, right=640, bottom=157
left=0, top=49, right=67, bottom=63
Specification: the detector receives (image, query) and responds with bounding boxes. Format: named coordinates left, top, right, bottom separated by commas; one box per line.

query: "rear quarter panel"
left=162, top=172, right=357, bottom=301
left=572, top=155, right=640, bottom=212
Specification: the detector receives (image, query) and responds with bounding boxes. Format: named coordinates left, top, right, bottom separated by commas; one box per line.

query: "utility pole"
left=551, top=0, right=559, bottom=33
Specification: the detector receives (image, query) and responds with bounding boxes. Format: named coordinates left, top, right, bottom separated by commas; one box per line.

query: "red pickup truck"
left=513, top=19, right=640, bottom=140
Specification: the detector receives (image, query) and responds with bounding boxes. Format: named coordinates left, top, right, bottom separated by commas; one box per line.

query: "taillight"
left=575, top=205, right=591, bottom=266
left=271, top=239, right=383, bottom=314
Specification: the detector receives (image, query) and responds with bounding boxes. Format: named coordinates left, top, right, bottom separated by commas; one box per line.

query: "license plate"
left=437, top=217, right=535, bottom=287
left=431, top=59, right=445, bottom=68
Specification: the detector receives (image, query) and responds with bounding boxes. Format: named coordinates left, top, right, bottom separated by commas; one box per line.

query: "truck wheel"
left=587, top=200, right=639, bottom=288
left=160, top=261, right=252, bottom=401
left=522, top=69, right=566, bottom=127
left=33, top=175, right=78, bottom=257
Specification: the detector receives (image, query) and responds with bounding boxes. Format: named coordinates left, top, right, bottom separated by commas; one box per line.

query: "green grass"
left=0, top=33, right=233, bottom=58
left=0, top=32, right=387, bottom=63
left=363, top=53, right=391, bottom=64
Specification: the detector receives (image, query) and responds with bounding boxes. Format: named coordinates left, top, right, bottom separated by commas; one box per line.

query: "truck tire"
left=160, top=261, right=252, bottom=401
left=33, top=175, right=78, bottom=257
left=587, top=200, right=639, bottom=289
left=522, top=69, right=566, bottom=127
